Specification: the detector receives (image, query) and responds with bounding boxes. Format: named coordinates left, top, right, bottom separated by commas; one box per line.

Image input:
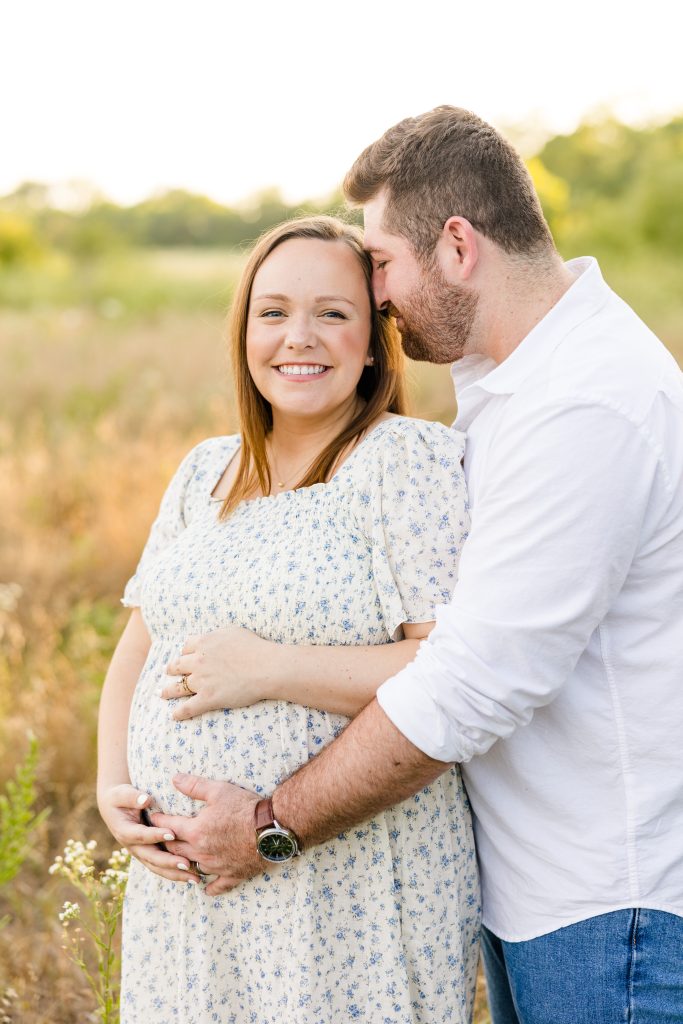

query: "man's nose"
left=372, top=272, right=389, bottom=311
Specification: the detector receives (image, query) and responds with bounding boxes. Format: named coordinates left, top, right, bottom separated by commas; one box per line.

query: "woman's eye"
left=261, top=309, right=284, bottom=318
left=375, top=260, right=388, bottom=270
left=321, top=310, right=346, bottom=320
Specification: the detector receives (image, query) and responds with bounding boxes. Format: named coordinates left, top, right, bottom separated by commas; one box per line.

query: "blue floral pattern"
left=120, top=417, right=480, bottom=1023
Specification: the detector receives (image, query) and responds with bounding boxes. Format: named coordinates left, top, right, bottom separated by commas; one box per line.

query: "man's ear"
left=440, top=216, right=478, bottom=281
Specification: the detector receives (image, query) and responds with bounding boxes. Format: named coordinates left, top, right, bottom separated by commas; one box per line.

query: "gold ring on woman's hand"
left=179, top=674, right=194, bottom=696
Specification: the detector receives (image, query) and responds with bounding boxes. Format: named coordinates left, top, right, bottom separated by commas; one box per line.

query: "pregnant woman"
left=97, top=216, right=480, bottom=1023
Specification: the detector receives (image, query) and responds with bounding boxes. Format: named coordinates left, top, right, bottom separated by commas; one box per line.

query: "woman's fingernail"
left=136, top=793, right=149, bottom=806
left=177, top=862, right=189, bottom=871
left=163, top=833, right=175, bottom=841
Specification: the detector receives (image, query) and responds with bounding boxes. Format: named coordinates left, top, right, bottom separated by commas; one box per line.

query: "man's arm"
left=159, top=399, right=662, bottom=890
left=155, top=700, right=446, bottom=894
left=273, top=698, right=447, bottom=847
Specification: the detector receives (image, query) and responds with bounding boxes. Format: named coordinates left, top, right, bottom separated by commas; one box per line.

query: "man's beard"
left=392, top=265, right=478, bottom=364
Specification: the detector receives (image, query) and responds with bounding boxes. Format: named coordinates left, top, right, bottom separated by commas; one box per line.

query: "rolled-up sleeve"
left=377, top=397, right=662, bottom=762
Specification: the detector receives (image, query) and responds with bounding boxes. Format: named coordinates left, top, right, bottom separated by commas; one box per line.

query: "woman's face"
left=246, top=238, right=373, bottom=425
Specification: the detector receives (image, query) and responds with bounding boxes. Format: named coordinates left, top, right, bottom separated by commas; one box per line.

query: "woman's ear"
left=365, top=352, right=375, bottom=366
left=440, top=216, right=479, bottom=281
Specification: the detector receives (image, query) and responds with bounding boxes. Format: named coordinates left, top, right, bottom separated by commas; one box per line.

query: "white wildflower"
left=58, top=900, right=81, bottom=924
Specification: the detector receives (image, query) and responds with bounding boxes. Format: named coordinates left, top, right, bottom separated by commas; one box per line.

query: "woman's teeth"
left=276, top=365, right=328, bottom=376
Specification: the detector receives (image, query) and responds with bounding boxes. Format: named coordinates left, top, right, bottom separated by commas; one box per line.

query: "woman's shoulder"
left=341, top=415, right=467, bottom=516
left=186, top=434, right=241, bottom=462
left=356, top=415, right=466, bottom=465
left=172, top=434, right=241, bottom=491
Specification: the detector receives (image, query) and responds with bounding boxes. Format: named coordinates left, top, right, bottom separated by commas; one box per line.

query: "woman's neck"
left=268, top=396, right=363, bottom=463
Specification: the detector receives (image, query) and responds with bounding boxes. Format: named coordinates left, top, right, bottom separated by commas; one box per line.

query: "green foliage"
left=0, top=735, right=49, bottom=922
left=539, top=115, right=683, bottom=264
left=0, top=113, right=681, bottom=326
left=0, top=212, right=47, bottom=268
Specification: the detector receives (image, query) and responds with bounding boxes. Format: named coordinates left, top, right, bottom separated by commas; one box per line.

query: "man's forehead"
left=362, top=200, right=391, bottom=251
left=362, top=228, right=406, bottom=257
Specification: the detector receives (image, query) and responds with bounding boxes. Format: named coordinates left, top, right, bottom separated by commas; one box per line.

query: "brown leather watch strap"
left=254, top=797, right=275, bottom=832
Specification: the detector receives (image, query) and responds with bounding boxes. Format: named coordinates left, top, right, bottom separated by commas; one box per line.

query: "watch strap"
left=254, top=797, right=275, bottom=832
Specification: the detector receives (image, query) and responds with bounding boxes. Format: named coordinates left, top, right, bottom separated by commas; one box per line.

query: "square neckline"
left=208, top=416, right=405, bottom=506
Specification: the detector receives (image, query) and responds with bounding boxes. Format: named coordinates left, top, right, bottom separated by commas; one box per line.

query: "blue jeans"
left=481, top=909, right=683, bottom=1024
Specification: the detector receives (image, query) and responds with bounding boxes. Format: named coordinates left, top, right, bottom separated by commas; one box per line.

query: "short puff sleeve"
left=351, top=420, right=469, bottom=640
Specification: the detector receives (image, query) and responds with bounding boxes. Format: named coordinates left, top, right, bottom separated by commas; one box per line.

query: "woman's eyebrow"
left=314, top=294, right=357, bottom=306
left=252, top=293, right=357, bottom=307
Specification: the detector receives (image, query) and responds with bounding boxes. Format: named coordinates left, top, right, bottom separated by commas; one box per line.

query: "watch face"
left=257, top=828, right=297, bottom=863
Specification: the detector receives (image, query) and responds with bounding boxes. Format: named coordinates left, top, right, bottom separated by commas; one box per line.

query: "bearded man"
left=154, top=107, right=683, bottom=1024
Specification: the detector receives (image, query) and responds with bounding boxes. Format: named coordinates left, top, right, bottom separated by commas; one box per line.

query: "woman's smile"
left=274, top=362, right=331, bottom=379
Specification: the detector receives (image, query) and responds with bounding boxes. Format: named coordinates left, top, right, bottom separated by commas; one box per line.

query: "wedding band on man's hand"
left=179, top=674, right=195, bottom=696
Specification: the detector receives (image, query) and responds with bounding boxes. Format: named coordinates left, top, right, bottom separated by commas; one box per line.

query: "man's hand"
left=150, top=774, right=262, bottom=896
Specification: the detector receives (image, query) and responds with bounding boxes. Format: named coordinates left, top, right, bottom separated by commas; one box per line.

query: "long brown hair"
left=221, top=215, right=408, bottom=518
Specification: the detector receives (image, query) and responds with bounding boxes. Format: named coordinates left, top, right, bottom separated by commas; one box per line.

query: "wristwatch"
left=254, top=797, right=300, bottom=863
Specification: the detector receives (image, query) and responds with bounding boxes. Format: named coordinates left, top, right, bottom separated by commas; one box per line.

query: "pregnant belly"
left=127, top=646, right=348, bottom=816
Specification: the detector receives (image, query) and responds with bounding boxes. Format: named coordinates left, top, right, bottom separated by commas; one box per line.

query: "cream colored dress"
left=120, top=417, right=480, bottom=1024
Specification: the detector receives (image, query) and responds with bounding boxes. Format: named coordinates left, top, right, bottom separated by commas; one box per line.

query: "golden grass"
left=0, top=306, right=462, bottom=1021
left=0, top=278, right=679, bottom=1019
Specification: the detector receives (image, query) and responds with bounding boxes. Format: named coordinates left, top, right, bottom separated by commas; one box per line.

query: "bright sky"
left=3, top=0, right=682, bottom=207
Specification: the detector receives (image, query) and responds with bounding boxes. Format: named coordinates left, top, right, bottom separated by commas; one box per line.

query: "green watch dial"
left=257, top=828, right=297, bottom=863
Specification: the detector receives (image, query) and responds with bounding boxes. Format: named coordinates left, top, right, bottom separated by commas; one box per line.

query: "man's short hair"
left=344, top=105, right=554, bottom=262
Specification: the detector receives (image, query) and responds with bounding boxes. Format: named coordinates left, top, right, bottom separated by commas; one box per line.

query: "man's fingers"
left=149, top=811, right=195, bottom=838
left=205, top=875, right=239, bottom=896
left=172, top=773, right=214, bottom=802
left=163, top=840, right=197, bottom=860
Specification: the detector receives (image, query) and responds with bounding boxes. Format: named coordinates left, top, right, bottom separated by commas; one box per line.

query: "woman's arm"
left=162, top=622, right=433, bottom=720
left=97, top=609, right=198, bottom=883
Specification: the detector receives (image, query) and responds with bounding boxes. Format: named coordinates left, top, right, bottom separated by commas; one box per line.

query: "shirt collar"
left=452, top=257, right=610, bottom=430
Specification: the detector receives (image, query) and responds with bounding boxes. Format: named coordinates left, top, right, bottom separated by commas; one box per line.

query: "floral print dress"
left=119, top=416, right=480, bottom=1024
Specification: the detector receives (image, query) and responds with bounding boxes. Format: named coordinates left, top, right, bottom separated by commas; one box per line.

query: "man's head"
left=344, top=106, right=557, bottom=363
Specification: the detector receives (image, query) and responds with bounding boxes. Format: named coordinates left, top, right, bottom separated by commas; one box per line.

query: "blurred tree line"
left=0, top=183, right=349, bottom=266
left=1, top=113, right=682, bottom=269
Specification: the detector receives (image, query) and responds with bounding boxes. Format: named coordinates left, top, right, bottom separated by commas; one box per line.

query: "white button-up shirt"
left=377, top=258, right=683, bottom=941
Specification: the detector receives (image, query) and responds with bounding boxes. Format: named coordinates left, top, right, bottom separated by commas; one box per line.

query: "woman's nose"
left=284, top=316, right=315, bottom=348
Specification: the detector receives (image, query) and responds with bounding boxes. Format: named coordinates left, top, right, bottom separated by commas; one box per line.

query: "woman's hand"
left=97, top=784, right=199, bottom=885
left=161, top=626, right=277, bottom=721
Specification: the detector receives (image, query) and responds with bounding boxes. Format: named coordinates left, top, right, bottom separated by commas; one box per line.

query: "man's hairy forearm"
left=271, top=698, right=450, bottom=849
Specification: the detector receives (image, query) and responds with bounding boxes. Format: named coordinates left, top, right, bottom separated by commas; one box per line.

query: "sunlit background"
left=3, top=0, right=683, bottom=204
left=1, top=3, right=682, bottom=1020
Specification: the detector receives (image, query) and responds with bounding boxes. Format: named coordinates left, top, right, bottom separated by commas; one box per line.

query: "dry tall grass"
left=0, top=305, right=466, bottom=1021
left=2, top=257, right=680, bottom=1019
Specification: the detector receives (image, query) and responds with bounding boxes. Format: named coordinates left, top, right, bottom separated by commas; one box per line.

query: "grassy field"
left=1, top=246, right=681, bottom=1021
